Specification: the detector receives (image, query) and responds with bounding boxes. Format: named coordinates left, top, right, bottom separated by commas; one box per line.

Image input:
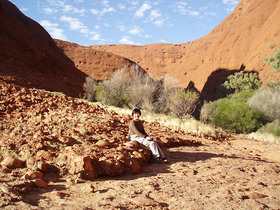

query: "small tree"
left=167, top=88, right=199, bottom=120
left=83, top=76, right=97, bottom=101
left=264, top=48, right=280, bottom=72
left=264, top=48, right=280, bottom=88
left=219, top=71, right=262, bottom=96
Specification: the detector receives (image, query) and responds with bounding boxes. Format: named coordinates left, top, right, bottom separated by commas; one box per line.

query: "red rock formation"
left=0, top=0, right=87, bottom=97
left=88, top=0, right=280, bottom=99
left=55, top=40, right=138, bottom=81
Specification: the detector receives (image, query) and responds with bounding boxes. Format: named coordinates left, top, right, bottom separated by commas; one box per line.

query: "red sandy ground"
left=0, top=80, right=279, bottom=209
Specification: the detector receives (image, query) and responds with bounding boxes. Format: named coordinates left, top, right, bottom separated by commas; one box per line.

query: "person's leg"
left=130, top=136, right=166, bottom=160
left=141, top=138, right=165, bottom=159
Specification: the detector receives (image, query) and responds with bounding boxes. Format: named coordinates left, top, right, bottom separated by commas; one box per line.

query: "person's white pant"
left=130, top=135, right=165, bottom=159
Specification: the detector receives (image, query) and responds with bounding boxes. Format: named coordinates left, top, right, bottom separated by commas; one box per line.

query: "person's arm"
left=129, top=120, right=148, bottom=138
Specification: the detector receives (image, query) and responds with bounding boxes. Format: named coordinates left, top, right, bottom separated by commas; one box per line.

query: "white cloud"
left=188, top=11, right=199, bottom=16
left=118, top=3, right=126, bottom=10
left=119, top=36, right=140, bottom=45
left=129, top=28, right=141, bottom=35
left=43, top=7, right=58, bottom=14
left=43, top=0, right=86, bottom=15
left=204, top=11, right=218, bottom=16
left=153, top=20, right=164, bottom=27
left=63, top=4, right=86, bottom=15
left=135, top=3, right=151, bottom=18
left=91, top=9, right=99, bottom=15
left=223, top=0, right=240, bottom=5
left=223, top=0, right=239, bottom=12
left=90, top=7, right=115, bottom=16
left=39, top=20, right=67, bottom=40
left=226, top=7, right=236, bottom=12
left=117, top=25, right=126, bottom=32
left=100, top=7, right=115, bottom=15
left=60, top=15, right=88, bottom=33
left=90, top=33, right=102, bottom=41
left=149, top=10, right=161, bottom=20
left=101, top=0, right=109, bottom=7
left=175, top=2, right=199, bottom=16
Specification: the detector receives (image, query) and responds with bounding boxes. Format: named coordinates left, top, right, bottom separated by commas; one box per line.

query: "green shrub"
left=201, top=90, right=265, bottom=134
left=264, top=48, right=280, bottom=72
left=214, top=100, right=265, bottom=134
left=258, top=119, right=280, bottom=137
left=218, top=71, right=262, bottom=96
left=200, top=90, right=256, bottom=124
left=95, top=82, right=107, bottom=104
left=248, top=88, right=280, bottom=121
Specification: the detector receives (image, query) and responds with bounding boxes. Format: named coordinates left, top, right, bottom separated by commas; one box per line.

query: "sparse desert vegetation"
left=1, top=0, right=280, bottom=208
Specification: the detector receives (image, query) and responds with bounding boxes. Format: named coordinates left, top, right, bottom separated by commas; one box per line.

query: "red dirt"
left=1, top=79, right=279, bottom=209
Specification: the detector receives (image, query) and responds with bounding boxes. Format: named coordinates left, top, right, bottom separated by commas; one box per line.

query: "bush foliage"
left=168, top=88, right=199, bottom=119
left=214, top=99, right=265, bottom=133
left=257, top=119, right=280, bottom=137
left=248, top=88, right=280, bottom=121
left=83, top=64, right=200, bottom=117
left=218, top=71, right=262, bottom=97
left=264, top=48, right=280, bottom=73
left=201, top=90, right=266, bottom=134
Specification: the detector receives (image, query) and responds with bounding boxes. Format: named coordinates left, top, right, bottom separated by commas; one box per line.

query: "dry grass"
left=102, top=104, right=219, bottom=138
left=249, top=132, right=280, bottom=144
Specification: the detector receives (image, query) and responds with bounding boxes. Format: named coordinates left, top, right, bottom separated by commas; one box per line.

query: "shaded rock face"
left=0, top=0, right=87, bottom=97
left=87, top=0, right=280, bottom=100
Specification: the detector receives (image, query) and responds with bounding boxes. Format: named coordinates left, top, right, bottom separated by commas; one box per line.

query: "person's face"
left=133, top=112, right=141, bottom=121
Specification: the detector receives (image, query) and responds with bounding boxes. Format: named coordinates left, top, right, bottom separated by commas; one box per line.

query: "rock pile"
left=0, top=79, right=202, bottom=206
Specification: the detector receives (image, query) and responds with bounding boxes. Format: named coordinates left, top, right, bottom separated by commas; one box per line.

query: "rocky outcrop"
left=88, top=0, right=280, bottom=99
left=0, top=0, right=87, bottom=97
left=55, top=40, right=140, bottom=81
left=0, top=79, right=201, bottom=183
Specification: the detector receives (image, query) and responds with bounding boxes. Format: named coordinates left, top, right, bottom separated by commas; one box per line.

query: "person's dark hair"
left=132, top=108, right=141, bottom=116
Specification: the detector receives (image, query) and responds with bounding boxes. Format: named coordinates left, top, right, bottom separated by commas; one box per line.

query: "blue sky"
left=10, top=0, right=240, bottom=46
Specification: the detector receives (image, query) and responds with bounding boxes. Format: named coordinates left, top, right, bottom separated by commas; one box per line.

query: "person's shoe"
left=154, top=157, right=169, bottom=164
left=154, top=157, right=163, bottom=164
left=162, top=158, right=169, bottom=163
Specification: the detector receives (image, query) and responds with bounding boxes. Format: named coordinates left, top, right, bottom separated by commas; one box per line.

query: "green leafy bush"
left=264, top=48, right=280, bottom=72
left=218, top=71, right=262, bottom=97
left=214, top=100, right=265, bottom=133
left=257, top=119, right=280, bottom=137
left=201, top=90, right=265, bottom=134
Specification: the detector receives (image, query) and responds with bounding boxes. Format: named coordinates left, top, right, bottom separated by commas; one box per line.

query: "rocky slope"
left=0, top=0, right=87, bottom=97
left=0, top=80, right=279, bottom=209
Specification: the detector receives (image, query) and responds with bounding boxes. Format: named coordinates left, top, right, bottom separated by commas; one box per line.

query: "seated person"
left=129, top=108, right=168, bottom=163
